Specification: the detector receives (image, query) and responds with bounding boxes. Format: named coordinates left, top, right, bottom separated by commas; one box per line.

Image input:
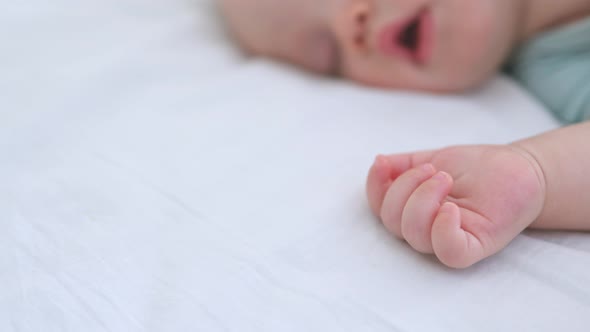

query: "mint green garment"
left=508, top=18, right=590, bottom=124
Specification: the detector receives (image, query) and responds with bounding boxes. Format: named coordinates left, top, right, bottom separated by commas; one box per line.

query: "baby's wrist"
left=508, top=142, right=548, bottom=228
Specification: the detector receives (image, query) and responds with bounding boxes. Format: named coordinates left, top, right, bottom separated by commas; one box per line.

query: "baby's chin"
left=341, top=62, right=495, bottom=94
left=404, top=70, right=498, bottom=94
left=422, top=77, right=492, bottom=94
left=350, top=73, right=489, bottom=95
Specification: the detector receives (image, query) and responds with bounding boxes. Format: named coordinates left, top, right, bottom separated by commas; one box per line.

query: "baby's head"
left=220, top=0, right=528, bottom=92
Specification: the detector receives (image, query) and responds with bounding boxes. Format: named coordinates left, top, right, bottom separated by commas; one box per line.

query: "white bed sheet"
left=3, top=0, right=590, bottom=331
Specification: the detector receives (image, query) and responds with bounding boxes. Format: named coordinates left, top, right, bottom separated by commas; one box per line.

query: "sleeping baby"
left=219, top=0, right=590, bottom=268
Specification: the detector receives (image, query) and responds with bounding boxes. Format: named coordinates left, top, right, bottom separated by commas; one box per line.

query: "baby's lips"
left=378, top=19, right=415, bottom=62
left=415, top=10, right=434, bottom=65
left=377, top=9, right=435, bottom=65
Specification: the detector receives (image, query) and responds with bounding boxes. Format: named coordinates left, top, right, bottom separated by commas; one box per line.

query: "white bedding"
left=3, top=0, right=590, bottom=331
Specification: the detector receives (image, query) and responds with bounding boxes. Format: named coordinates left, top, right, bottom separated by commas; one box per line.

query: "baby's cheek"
left=343, top=59, right=432, bottom=91
left=340, top=59, right=385, bottom=87
left=436, top=4, right=508, bottom=90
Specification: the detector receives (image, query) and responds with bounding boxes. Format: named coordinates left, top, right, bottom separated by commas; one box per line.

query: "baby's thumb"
left=431, top=202, right=485, bottom=269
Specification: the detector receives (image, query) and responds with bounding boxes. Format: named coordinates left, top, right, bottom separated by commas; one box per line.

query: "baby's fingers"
left=380, top=164, right=437, bottom=238
left=431, top=203, right=486, bottom=269
left=366, top=155, right=396, bottom=216
left=366, top=151, right=436, bottom=217
left=401, top=171, right=453, bottom=253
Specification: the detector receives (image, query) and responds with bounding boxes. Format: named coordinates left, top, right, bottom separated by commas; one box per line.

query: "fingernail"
left=433, top=171, right=450, bottom=181
left=422, top=163, right=435, bottom=173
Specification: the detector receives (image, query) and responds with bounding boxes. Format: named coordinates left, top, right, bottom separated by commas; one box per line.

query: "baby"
left=219, top=0, right=590, bottom=268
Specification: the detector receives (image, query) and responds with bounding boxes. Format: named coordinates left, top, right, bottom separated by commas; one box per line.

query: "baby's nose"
left=334, top=1, right=372, bottom=53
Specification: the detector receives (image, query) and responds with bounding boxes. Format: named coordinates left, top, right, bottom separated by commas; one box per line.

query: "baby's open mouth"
left=379, top=10, right=434, bottom=65
left=398, top=16, right=420, bottom=53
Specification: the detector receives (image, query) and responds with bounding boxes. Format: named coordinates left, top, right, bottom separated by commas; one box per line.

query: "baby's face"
left=221, top=0, right=526, bottom=92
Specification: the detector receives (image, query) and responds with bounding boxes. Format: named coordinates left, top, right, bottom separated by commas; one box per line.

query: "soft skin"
left=220, top=0, right=590, bottom=268
left=366, top=123, right=590, bottom=268
left=220, top=0, right=587, bottom=92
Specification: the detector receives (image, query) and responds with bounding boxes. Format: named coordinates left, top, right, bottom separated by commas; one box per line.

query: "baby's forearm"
left=512, top=122, right=590, bottom=230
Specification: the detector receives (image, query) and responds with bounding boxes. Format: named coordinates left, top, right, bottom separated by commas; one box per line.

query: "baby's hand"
left=366, top=145, right=546, bottom=268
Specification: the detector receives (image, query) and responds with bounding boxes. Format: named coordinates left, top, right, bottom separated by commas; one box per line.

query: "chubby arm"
left=513, top=121, right=590, bottom=230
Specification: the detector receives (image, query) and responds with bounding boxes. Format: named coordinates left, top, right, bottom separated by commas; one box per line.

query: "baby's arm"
left=513, top=121, right=590, bottom=231
left=367, top=121, right=590, bottom=267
